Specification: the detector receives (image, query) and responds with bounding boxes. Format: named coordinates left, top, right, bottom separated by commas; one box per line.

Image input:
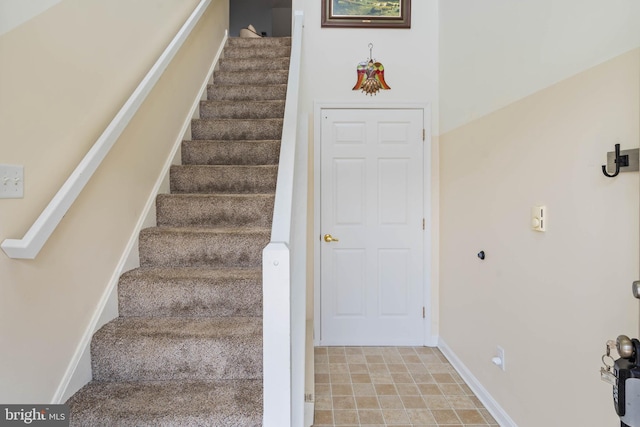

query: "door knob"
left=633, top=281, right=640, bottom=299
left=323, top=234, right=339, bottom=243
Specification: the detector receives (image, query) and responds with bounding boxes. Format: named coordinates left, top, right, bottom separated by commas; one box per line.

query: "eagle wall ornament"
left=352, top=43, right=390, bottom=96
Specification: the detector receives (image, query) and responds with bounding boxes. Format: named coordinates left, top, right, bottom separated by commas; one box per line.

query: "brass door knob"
left=324, top=234, right=339, bottom=243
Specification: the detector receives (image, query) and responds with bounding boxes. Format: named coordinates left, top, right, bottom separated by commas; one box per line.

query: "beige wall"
left=440, top=49, right=640, bottom=426
left=440, top=0, right=640, bottom=133
left=0, top=0, right=229, bottom=403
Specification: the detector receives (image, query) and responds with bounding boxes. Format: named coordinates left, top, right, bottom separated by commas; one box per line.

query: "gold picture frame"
left=321, top=0, right=411, bottom=29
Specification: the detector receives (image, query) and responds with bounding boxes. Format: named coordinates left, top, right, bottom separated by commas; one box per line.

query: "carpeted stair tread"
left=156, top=193, right=274, bottom=228
left=227, top=36, right=291, bottom=47
left=91, top=317, right=262, bottom=382
left=207, top=84, right=287, bottom=101
left=170, top=164, right=278, bottom=194
left=218, top=56, right=290, bottom=72
left=223, top=45, right=291, bottom=59
left=68, top=379, right=262, bottom=426
left=181, top=140, right=280, bottom=165
left=139, top=227, right=271, bottom=268
left=213, top=70, right=289, bottom=86
left=199, top=99, right=285, bottom=119
left=119, top=267, right=262, bottom=317
left=192, top=118, right=283, bottom=140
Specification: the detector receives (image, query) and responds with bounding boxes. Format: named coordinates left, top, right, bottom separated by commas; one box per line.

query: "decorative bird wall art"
left=352, top=43, right=391, bottom=96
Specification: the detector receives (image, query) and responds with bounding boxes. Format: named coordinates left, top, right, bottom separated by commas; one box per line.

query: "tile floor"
left=313, top=346, right=499, bottom=427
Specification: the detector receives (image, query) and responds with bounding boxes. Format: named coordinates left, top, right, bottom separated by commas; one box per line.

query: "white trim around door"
left=313, top=102, right=435, bottom=347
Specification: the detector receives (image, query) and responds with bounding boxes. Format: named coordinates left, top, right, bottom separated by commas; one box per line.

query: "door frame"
left=313, top=102, right=436, bottom=347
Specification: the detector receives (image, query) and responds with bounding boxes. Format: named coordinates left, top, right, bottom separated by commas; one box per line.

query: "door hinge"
left=422, top=129, right=426, bottom=141
left=422, top=307, right=426, bottom=318
left=422, top=218, right=425, bottom=230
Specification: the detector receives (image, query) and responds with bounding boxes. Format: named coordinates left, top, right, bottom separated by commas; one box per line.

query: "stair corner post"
left=263, top=241, right=292, bottom=427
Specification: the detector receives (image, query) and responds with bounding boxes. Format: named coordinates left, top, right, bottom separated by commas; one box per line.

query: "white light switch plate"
left=532, top=206, right=546, bottom=232
left=0, top=164, right=24, bottom=199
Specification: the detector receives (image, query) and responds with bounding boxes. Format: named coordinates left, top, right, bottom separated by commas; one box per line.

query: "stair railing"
left=1, top=0, right=212, bottom=259
left=262, top=10, right=307, bottom=427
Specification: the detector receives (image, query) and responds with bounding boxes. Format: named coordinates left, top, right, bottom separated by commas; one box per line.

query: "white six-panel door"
left=320, top=108, right=425, bottom=345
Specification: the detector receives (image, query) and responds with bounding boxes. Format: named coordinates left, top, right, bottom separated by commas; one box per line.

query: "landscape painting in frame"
left=322, top=0, right=411, bottom=28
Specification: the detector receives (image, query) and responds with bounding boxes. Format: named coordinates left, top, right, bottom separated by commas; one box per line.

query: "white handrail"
left=1, top=0, right=212, bottom=259
left=263, top=10, right=306, bottom=427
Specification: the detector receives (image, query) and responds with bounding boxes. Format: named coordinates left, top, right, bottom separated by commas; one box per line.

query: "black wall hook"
left=602, top=143, right=629, bottom=178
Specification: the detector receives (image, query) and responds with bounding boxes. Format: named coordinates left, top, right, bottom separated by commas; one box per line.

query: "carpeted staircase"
left=67, top=36, right=290, bottom=426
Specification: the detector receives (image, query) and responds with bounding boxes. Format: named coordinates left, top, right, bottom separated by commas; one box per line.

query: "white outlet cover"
left=0, top=164, right=24, bottom=199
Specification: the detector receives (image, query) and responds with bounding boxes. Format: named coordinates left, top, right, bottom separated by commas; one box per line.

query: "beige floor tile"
left=411, top=372, right=436, bottom=383
left=314, top=409, right=333, bottom=424
left=358, top=409, right=384, bottom=424
left=334, top=409, right=359, bottom=425
left=386, top=363, right=409, bottom=373
left=368, top=363, right=389, bottom=374
left=456, top=409, right=487, bottom=424
left=332, top=383, right=354, bottom=396
left=461, top=384, right=475, bottom=395
left=432, top=373, right=456, bottom=383
left=365, top=355, right=385, bottom=363
left=349, top=363, right=369, bottom=373
left=406, top=363, right=429, bottom=374
left=406, top=408, right=436, bottom=424
left=400, top=395, right=427, bottom=409
left=396, top=383, right=420, bottom=396
left=417, top=383, right=442, bottom=395
left=330, top=363, right=350, bottom=374
left=402, top=354, right=422, bottom=364
left=331, top=373, right=353, bottom=384
left=383, top=354, right=405, bottom=364
left=330, top=354, right=348, bottom=364
left=422, top=395, right=452, bottom=409
left=374, top=383, right=397, bottom=396
left=315, top=373, right=330, bottom=384
left=382, top=409, right=410, bottom=424
left=351, top=373, right=372, bottom=383
left=355, top=396, right=380, bottom=409
left=315, top=363, right=329, bottom=374
left=370, top=372, right=394, bottom=384
left=378, top=395, right=404, bottom=409
left=439, top=383, right=466, bottom=396
left=431, top=409, right=461, bottom=424
left=347, top=354, right=367, bottom=364
left=446, top=395, right=477, bottom=409
left=315, top=383, right=331, bottom=396
left=315, top=395, right=333, bottom=410
left=397, top=347, right=417, bottom=355
left=314, top=347, right=494, bottom=426
left=333, top=395, right=357, bottom=410
left=479, top=408, right=498, bottom=424
left=390, top=372, right=413, bottom=383
left=352, top=383, right=376, bottom=396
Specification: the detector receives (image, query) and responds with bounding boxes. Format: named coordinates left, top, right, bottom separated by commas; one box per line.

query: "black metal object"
left=602, top=143, right=630, bottom=178
left=477, top=251, right=485, bottom=260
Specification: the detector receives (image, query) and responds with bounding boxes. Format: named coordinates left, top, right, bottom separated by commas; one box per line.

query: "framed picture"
left=322, top=0, right=411, bottom=29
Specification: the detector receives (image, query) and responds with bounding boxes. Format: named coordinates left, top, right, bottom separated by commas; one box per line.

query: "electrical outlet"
left=0, top=164, right=24, bottom=199
left=492, top=346, right=505, bottom=371
left=497, top=346, right=505, bottom=371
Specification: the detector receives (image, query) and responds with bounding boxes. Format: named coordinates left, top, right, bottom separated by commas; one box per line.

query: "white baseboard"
left=438, top=338, right=518, bottom=427
left=304, top=402, right=314, bottom=427
left=52, top=30, right=228, bottom=404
